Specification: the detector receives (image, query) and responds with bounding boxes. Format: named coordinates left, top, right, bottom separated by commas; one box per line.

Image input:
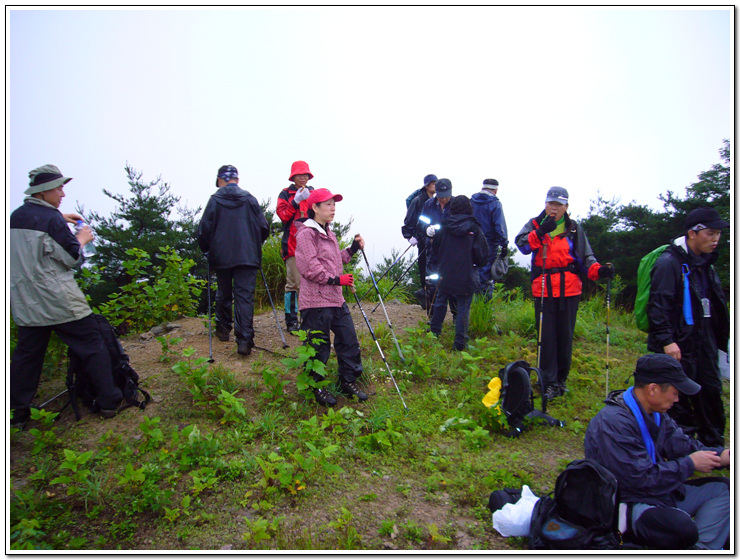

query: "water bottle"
left=75, top=220, right=96, bottom=258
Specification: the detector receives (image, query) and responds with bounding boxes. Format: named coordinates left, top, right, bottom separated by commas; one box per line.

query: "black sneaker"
left=313, top=388, right=337, bottom=407
left=216, top=325, right=230, bottom=342
left=558, top=382, right=568, bottom=396
left=286, top=323, right=300, bottom=335
left=339, top=381, right=369, bottom=402
left=237, top=340, right=253, bottom=356
left=545, top=384, right=560, bottom=402
left=100, top=409, right=118, bottom=419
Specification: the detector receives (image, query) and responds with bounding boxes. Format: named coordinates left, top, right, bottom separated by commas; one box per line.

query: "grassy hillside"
left=8, top=289, right=730, bottom=551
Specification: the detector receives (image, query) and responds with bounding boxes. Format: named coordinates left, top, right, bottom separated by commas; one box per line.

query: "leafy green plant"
left=328, top=507, right=361, bottom=549
left=216, top=389, right=247, bottom=424
left=50, top=449, right=96, bottom=497
left=27, top=409, right=60, bottom=455
left=157, top=334, right=183, bottom=363
left=282, top=331, right=332, bottom=398
left=259, top=367, right=291, bottom=407
left=357, top=419, right=404, bottom=451
left=242, top=516, right=285, bottom=548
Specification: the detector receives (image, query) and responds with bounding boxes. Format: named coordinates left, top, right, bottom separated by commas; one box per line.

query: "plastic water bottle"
left=75, top=220, right=96, bottom=258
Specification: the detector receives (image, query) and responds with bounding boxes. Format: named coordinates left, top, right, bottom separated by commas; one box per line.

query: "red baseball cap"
left=307, top=188, right=343, bottom=207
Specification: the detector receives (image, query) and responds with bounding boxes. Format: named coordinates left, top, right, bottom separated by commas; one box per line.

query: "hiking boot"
left=216, top=325, right=230, bottom=342
left=286, top=322, right=300, bottom=335
left=339, top=381, right=369, bottom=402
left=313, top=388, right=337, bottom=407
left=414, top=288, right=427, bottom=310
left=545, top=384, right=561, bottom=402
left=558, top=382, right=569, bottom=396
left=100, top=408, right=118, bottom=419
left=237, top=340, right=253, bottom=356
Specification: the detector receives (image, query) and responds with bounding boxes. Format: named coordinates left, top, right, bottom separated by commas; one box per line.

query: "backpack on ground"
left=529, top=459, right=622, bottom=550
left=66, top=314, right=151, bottom=420
left=499, top=360, right=564, bottom=438
left=634, top=245, right=669, bottom=332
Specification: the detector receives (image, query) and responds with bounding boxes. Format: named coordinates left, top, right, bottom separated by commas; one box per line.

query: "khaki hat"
left=25, top=164, right=73, bottom=195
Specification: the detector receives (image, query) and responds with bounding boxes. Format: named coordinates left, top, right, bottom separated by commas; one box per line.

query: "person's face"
left=545, top=201, right=568, bottom=221
left=313, top=198, right=336, bottom=224
left=425, top=181, right=436, bottom=195
left=688, top=228, right=722, bottom=255
left=293, top=174, right=310, bottom=189
left=41, top=186, right=65, bottom=208
left=646, top=383, right=680, bottom=414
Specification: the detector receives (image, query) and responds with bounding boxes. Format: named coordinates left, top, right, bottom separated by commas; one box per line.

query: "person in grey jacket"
left=10, top=165, right=122, bottom=426
left=197, top=165, right=270, bottom=356
left=584, top=354, right=729, bottom=549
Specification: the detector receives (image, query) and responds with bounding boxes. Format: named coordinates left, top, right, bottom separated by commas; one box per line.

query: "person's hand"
left=62, top=212, right=83, bottom=224
left=294, top=187, right=310, bottom=203
left=499, top=246, right=508, bottom=259
left=720, top=449, right=730, bottom=467
left=664, top=343, right=681, bottom=361
left=76, top=225, right=94, bottom=246
left=426, top=225, right=436, bottom=238
left=353, top=234, right=365, bottom=251
left=598, top=263, right=615, bottom=279
left=339, top=274, right=354, bottom=287
left=409, top=237, right=418, bottom=246
left=690, top=450, right=722, bottom=473
left=536, top=216, right=557, bottom=238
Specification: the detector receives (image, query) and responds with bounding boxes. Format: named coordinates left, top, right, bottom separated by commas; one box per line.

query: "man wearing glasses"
left=647, top=207, right=730, bottom=448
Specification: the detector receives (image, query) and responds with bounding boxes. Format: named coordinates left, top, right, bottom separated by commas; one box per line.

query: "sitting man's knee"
left=633, top=507, right=698, bottom=549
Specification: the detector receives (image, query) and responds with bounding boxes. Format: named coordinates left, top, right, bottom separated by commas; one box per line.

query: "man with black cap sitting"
left=10, top=165, right=123, bottom=426
left=198, top=165, right=270, bottom=356
left=584, top=353, right=730, bottom=550
left=647, top=207, right=730, bottom=448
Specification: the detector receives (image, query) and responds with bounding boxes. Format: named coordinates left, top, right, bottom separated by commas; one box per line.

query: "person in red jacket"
left=515, top=187, right=614, bottom=400
left=294, top=188, right=367, bottom=407
left=276, top=161, right=315, bottom=334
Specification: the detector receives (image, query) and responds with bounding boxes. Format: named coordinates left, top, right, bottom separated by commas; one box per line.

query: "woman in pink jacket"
left=294, top=188, right=368, bottom=407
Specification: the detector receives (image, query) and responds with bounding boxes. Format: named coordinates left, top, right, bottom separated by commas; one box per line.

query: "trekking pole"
left=206, top=257, right=215, bottom=363
left=39, top=389, right=69, bottom=409
left=355, top=243, right=413, bottom=305
left=351, top=287, right=409, bottom=412
left=605, top=276, right=611, bottom=398
left=360, top=248, right=405, bottom=363
left=536, top=246, right=547, bottom=370
left=260, top=268, right=290, bottom=350
left=371, top=242, right=431, bottom=313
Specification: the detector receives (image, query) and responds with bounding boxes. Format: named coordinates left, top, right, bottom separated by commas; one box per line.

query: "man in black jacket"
left=401, top=174, right=437, bottom=297
left=584, top=354, right=729, bottom=549
left=647, top=207, right=730, bottom=447
left=197, top=165, right=270, bottom=356
left=428, top=194, right=488, bottom=351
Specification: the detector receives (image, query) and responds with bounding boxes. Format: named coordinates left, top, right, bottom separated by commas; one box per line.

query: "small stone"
left=219, top=545, right=232, bottom=551
left=140, top=332, right=154, bottom=341
left=165, top=323, right=182, bottom=331
left=150, top=326, right=165, bottom=335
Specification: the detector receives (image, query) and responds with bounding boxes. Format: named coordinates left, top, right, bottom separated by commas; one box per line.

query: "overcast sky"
left=7, top=6, right=733, bottom=269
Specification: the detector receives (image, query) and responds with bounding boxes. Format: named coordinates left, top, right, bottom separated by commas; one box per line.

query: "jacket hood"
left=443, top=214, right=478, bottom=236
left=604, top=389, right=627, bottom=407
left=213, top=183, right=251, bottom=209
left=471, top=191, right=499, bottom=205
left=295, top=218, right=329, bottom=237
left=670, top=235, right=719, bottom=267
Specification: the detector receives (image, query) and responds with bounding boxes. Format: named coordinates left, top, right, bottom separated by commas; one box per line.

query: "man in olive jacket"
left=10, top=165, right=122, bottom=426
left=198, top=165, right=270, bottom=356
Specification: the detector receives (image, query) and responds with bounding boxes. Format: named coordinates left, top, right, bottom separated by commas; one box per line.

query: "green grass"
left=8, top=289, right=730, bottom=551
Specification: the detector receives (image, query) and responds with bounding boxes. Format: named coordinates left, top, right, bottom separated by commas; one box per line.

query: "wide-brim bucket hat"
left=25, top=164, right=73, bottom=195
left=289, top=161, right=314, bottom=181
left=307, top=188, right=343, bottom=207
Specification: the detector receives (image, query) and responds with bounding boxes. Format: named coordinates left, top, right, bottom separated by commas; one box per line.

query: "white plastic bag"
left=492, top=485, right=540, bottom=537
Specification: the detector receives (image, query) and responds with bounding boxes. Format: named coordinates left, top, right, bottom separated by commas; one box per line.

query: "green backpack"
left=635, top=244, right=696, bottom=333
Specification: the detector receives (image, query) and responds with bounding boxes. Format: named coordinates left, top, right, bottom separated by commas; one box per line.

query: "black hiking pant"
left=669, top=318, right=725, bottom=447
left=10, top=314, right=123, bottom=421
left=300, top=303, right=363, bottom=384
left=215, top=265, right=258, bottom=345
left=534, top=295, right=580, bottom=389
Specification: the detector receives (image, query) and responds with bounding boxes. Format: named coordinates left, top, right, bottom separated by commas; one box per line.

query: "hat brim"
left=436, top=191, right=452, bottom=198
left=546, top=196, right=568, bottom=204
left=703, top=219, right=730, bottom=229
left=24, top=176, right=72, bottom=195
left=675, top=377, right=702, bottom=396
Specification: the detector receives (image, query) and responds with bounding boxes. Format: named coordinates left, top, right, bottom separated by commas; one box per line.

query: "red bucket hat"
left=307, top=188, right=343, bottom=208
left=289, top=160, right=314, bottom=181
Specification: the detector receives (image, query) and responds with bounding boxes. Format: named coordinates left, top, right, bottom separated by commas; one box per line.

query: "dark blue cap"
left=435, top=178, right=452, bottom=198
left=423, top=174, right=438, bottom=186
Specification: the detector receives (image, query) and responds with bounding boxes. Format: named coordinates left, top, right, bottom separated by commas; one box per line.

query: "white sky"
left=6, top=6, right=733, bottom=269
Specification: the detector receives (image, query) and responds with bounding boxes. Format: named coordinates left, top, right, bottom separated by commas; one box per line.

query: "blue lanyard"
left=623, top=387, right=661, bottom=464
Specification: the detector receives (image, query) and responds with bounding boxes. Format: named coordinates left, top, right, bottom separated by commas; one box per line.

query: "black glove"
left=535, top=216, right=557, bottom=238
left=499, top=246, right=508, bottom=259
left=349, top=238, right=361, bottom=255
left=598, top=263, right=615, bottom=279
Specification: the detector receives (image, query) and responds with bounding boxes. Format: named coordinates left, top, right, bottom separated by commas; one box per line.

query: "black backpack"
left=66, top=314, right=151, bottom=420
left=529, top=459, right=622, bottom=550
left=499, top=360, right=564, bottom=437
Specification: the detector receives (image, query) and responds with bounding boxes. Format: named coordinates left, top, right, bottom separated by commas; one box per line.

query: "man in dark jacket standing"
left=401, top=174, right=436, bottom=295
left=471, top=178, right=508, bottom=296
left=584, top=354, right=729, bottom=550
left=429, top=195, right=488, bottom=351
left=198, top=165, right=270, bottom=356
left=647, top=207, right=730, bottom=447
left=418, top=178, right=453, bottom=316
